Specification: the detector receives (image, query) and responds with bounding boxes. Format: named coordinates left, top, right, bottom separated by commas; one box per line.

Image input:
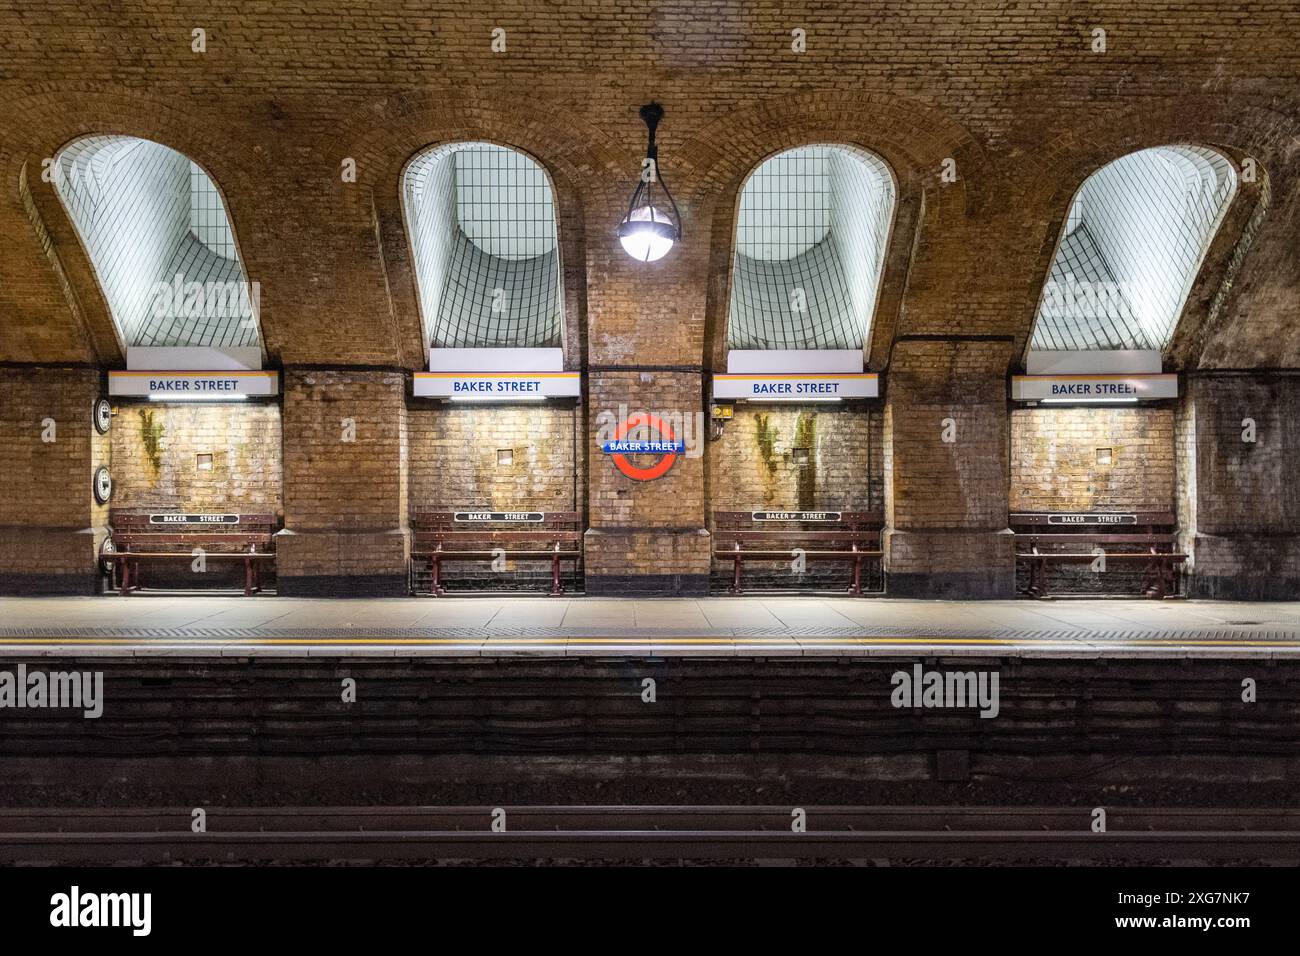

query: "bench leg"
left=1036, top=558, right=1050, bottom=598
left=430, top=553, right=445, bottom=597
left=244, top=557, right=255, bottom=597
left=730, top=548, right=744, bottom=595
left=550, top=544, right=564, bottom=597
left=850, top=547, right=862, bottom=596
left=119, top=559, right=130, bottom=597
left=1149, top=555, right=1169, bottom=599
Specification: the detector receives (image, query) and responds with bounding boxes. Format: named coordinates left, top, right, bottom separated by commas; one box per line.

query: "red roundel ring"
left=611, top=414, right=678, bottom=481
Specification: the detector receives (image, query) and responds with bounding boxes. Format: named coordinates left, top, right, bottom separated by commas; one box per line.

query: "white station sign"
left=108, top=370, right=280, bottom=398
left=713, top=373, right=879, bottom=401
left=413, top=371, right=581, bottom=399
left=1011, top=374, right=1178, bottom=402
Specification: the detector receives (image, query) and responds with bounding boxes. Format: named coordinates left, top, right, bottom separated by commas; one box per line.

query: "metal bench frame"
left=712, top=510, right=884, bottom=596
left=410, top=511, right=582, bottom=597
left=105, top=511, right=278, bottom=597
left=1011, top=511, right=1186, bottom=599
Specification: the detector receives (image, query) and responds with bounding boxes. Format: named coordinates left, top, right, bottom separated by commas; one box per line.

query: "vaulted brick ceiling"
left=0, top=2, right=1297, bottom=370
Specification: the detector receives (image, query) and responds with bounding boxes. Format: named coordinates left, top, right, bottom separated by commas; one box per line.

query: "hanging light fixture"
left=617, top=102, right=682, bottom=262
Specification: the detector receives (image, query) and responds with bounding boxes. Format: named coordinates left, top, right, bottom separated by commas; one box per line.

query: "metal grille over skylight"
left=728, top=145, right=895, bottom=351
left=52, top=136, right=259, bottom=349
left=404, top=143, right=563, bottom=349
left=1032, top=145, right=1238, bottom=351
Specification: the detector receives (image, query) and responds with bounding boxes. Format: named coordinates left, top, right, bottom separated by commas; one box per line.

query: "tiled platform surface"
left=1, top=595, right=1300, bottom=658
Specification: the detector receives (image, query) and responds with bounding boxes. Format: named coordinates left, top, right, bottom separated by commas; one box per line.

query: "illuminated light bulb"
left=618, top=205, right=677, bottom=262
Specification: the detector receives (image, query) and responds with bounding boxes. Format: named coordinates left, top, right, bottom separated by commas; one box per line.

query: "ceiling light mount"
left=617, top=102, right=682, bottom=262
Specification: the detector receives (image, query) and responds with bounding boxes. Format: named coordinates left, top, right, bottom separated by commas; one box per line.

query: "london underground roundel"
left=93, top=397, right=112, bottom=435
left=605, top=413, right=681, bottom=482
left=93, top=466, right=113, bottom=505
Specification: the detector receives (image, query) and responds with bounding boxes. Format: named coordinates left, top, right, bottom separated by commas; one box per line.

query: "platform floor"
left=1, top=595, right=1300, bottom=657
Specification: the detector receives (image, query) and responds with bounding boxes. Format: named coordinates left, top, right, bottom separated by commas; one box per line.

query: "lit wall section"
left=1032, top=145, right=1238, bottom=351
left=52, top=136, right=258, bottom=349
left=403, top=143, right=564, bottom=349
left=727, top=145, right=895, bottom=350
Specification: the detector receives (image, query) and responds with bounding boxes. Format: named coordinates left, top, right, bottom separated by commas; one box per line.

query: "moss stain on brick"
left=754, top=413, right=778, bottom=475
left=795, top=410, right=817, bottom=509
left=138, top=408, right=164, bottom=476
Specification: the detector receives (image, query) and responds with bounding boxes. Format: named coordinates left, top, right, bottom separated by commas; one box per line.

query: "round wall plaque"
left=93, top=397, right=112, bottom=435
left=93, top=465, right=113, bottom=505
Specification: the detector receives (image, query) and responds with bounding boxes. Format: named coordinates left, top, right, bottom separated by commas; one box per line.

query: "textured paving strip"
left=1, top=623, right=1299, bottom=657
left=2, top=598, right=1299, bottom=657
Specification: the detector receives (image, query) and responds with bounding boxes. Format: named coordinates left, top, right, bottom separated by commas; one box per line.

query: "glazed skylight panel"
left=404, top=142, right=564, bottom=349
left=1030, top=145, right=1237, bottom=353
left=53, top=136, right=258, bottom=350
left=728, top=145, right=895, bottom=351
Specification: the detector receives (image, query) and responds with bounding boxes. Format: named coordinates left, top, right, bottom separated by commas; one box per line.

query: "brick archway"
left=332, top=87, right=626, bottom=373
left=680, top=91, right=985, bottom=374
left=1009, top=101, right=1300, bottom=369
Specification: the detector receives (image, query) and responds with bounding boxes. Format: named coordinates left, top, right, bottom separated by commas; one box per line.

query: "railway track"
left=2, top=806, right=1298, bottom=863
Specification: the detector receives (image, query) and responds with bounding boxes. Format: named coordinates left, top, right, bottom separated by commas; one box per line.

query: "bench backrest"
left=1010, top=511, right=1175, bottom=532
left=1010, top=511, right=1177, bottom=547
left=109, top=510, right=279, bottom=549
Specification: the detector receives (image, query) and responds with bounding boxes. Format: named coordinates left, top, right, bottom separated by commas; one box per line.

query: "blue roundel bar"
left=602, top=440, right=685, bottom=454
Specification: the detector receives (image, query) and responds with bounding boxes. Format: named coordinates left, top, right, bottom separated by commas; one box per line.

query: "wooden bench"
left=411, top=510, right=582, bottom=596
left=712, top=510, right=884, bottom=595
left=1011, top=511, right=1186, bottom=598
left=103, top=510, right=278, bottom=596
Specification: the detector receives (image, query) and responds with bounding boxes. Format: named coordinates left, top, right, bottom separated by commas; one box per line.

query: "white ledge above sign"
left=1011, top=374, right=1178, bottom=403
left=108, top=370, right=279, bottom=399
left=413, top=371, right=581, bottom=401
left=713, top=373, right=879, bottom=402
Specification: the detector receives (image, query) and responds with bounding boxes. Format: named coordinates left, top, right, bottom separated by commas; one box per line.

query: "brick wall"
left=585, top=370, right=710, bottom=594
left=709, top=405, right=884, bottom=513
left=1010, top=406, right=1175, bottom=513
left=0, top=367, right=102, bottom=592
left=277, top=368, right=409, bottom=596
left=100, top=401, right=282, bottom=591
left=1179, top=373, right=1300, bottom=598
left=409, top=402, right=583, bottom=591
left=882, top=339, right=1015, bottom=597
left=110, top=402, right=282, bottom=513
left=1011, top=405, right=1176, bottom=594
left=707, top=403, right=884, bottom=591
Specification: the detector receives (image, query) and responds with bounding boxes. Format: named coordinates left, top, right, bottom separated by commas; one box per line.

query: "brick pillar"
left=1177, top=371, right=1300, bottom=599
left=0, top=366, right=107, bottom=594
left=882, top=339, right=1014, bottom=598
left=583, top=369, right=711, bottom=595
left=277, top=367, right=409, bottom=596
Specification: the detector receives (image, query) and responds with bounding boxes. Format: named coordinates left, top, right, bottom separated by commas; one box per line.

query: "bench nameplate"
left=1045, top=513, right=1137, bottom=525
left=453, top=511, right=545, bottom=523
left=148, top=514, right=241, bottom=525
left=751, top=511, right=842, bottom=522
